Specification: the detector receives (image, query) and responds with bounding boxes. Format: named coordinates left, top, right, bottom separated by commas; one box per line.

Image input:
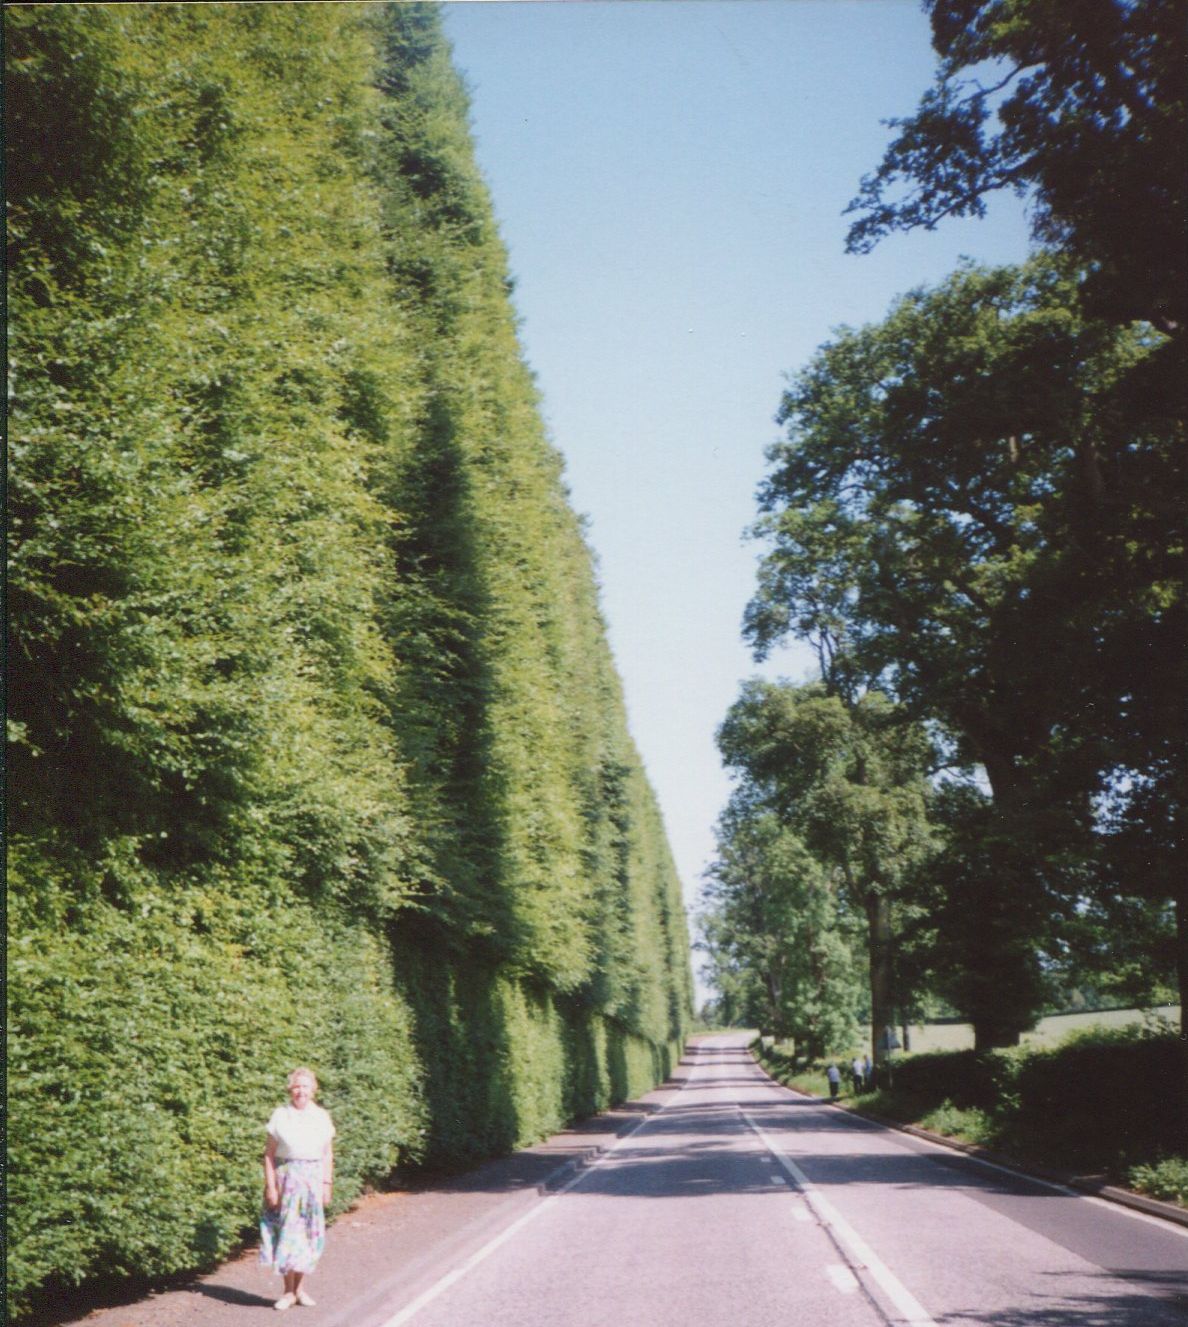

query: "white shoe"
left=296, top=1290, right=317, bottom=1307
left=275, top=1293, right=297, bottom=1311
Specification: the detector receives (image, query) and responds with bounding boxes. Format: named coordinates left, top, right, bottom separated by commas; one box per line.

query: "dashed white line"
left=743, top=1111, right=937, bottom=1327
left=827, top=1263, right=861, bottom=1294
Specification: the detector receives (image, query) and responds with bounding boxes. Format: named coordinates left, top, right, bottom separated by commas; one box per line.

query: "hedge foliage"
left=6, top=4, right=692, bottom=1315
left=880, top=1028, right=1185, bottom=1174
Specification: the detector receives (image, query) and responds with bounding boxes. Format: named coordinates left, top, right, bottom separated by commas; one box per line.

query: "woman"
left=261, top=1067, right=336, bottom=1311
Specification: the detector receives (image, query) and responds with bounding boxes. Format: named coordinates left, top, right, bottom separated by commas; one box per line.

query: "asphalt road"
left=76, top=1032, right=1187, bottom=1327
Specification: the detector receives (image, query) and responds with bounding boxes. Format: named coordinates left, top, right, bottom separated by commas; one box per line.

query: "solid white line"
left=1079, top=1194, right=1188, bottom=1238
left=375, top=1070, right=698, bottom=1327
left=743, top=1112, right=937, bottom=1327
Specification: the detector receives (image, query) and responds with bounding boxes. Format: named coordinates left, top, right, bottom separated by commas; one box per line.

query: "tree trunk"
left=865, top=890, right=895, bottom=1072
left=973, top=1020, right=1023, bottom=1051
left=967, top=741, right=1044, bottom=1049
left=765, top=968, right=784, bottom=1041
left=1176, top=876, right=1188, bottom=1150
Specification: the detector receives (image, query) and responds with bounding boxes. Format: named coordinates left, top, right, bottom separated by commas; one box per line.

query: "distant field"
left=881, top=1006, right=1182, bottom=1054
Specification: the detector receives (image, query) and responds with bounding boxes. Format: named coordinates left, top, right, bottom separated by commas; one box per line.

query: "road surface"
left=76, top=1032, right=1187, bottom=1327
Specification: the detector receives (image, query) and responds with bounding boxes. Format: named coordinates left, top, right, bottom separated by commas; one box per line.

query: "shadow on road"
left=187, top=1284, right=275, bottom=1309
left=417, top=1099, right=670, bottom=1197
left=934, top=1269, right=1188, bottom=1326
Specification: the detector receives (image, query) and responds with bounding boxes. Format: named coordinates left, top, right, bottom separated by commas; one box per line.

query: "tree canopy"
left=738, top=256, right=1183, bottom=1046
left=701, top=797, right=862, bottom=1056
left=716, top=681, right=933, bottom=1062
left=747, top=258, right=1158, bottom=805
left=846, top=0, right=1188, bottom=333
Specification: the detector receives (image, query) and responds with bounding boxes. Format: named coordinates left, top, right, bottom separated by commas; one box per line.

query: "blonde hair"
left=287, top=1066, right=318, bottom=1093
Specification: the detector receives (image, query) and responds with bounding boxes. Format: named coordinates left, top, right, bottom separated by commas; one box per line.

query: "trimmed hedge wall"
left=6, top=4, right=692, bottom=1317
left=7, top=865, right=427, bottom=1311
left=395, top=933, right=681, bottom=1167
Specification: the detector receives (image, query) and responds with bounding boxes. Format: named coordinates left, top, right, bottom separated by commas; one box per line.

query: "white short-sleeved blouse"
left=266, top=1103, right=336, bottom=1162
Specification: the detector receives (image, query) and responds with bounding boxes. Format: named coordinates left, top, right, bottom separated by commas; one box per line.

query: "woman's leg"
left=275, top=1271, right=298, bottom=1310
left=293, top=1271, right=316, bottom=1306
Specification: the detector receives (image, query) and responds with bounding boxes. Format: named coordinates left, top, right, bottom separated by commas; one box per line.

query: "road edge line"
left=372, top=1054, right=699, bottom=1327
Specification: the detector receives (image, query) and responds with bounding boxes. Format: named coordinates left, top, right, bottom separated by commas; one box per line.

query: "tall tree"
left=717, top=681, right=933, bottom=1070
left=847, top=0, right=1187, bottom=1053
left=701, top=796, right=862, bottom=1057
left=746, top=257, right=1183, bottom=1045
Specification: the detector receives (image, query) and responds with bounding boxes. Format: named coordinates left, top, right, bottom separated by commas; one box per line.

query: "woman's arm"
left=263, top=1134, right=280, bottom=1209
left=322, top=1138, right=334, bottom=1206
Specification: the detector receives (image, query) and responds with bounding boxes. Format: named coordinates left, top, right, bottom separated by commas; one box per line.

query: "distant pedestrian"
left=851, top=1057, right=864, bottom=1093
left=261, top=1067, right=336, bottom=1311
left=826, top=1063, right=841, bottom=1100
left=862, top=1054, right=872, bottom=1086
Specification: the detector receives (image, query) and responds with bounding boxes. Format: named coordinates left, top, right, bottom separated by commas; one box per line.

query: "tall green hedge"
left=6, top=4, right=691, bottom=1315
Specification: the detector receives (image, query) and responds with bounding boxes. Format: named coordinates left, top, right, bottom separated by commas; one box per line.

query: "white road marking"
left=743, top=1112, right=937, bottom=1327
left=376, top=1067, right=699, bottom=1327
left=1080, top=1196, right=1188, bottom=1238
left=827, top=1264, right=861, bottom=1294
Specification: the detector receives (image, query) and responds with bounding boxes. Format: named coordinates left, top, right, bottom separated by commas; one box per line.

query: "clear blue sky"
left=441, top=0, right=1034, bottom=1005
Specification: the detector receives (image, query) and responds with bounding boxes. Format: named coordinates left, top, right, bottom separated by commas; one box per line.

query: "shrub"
left=1010, top=1027, right=1182, bottom=1171
left=919, top=1100, right=996, bottom=1146
left=1128, top=1158, right=1188, bottom=1207
left=5, top=4, right=692, bottom=1317
left=6, top=871, right=427, bottom=1313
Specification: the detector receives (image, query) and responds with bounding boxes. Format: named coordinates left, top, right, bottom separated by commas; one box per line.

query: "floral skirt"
left=259, top=1159, right=326, bottom=1275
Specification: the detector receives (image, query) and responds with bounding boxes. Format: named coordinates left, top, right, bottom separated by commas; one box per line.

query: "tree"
left=846, top=0, right=1188, bottom=334
left=913, top=781, right=1061, bottom=1045
left=745, top=256, right=1184, bottom=1045
left=843, top=0, right=1188, bottom=1043
left=701, top=796, right=862, bottom=1057
left=717, top=681, right=933, bottom=1070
